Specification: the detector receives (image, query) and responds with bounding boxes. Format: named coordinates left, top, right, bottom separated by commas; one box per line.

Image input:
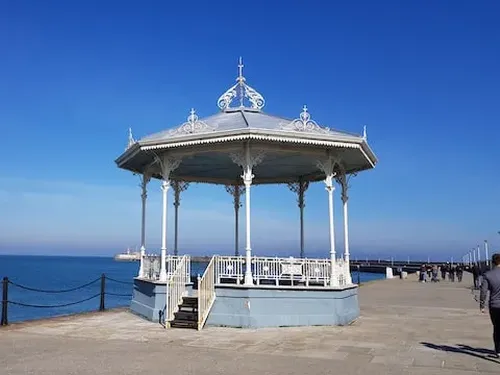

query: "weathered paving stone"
left=410, top=353, right=445, bottom=368
left=474, top=358, right=500, bottom=373
left=338, top=345, right=373, bottom=354
left=345, top=353, right=374, bottom=364
left=370, top=355, right=414, bottom=366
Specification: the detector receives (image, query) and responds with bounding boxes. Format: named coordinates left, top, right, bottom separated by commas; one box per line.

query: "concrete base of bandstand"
left=130, top=278, right=193, bottom=322
left=205, top=284, right=359, bottom=328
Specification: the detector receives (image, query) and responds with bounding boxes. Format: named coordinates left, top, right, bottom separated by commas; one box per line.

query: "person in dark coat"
left=449, top=265, right=456, bottom=282
left=456, top=264, right=463, bottom=282
left=473, top=265, right=480, bottom=289
left=480, top=254, right=500, bottom=357
left=441, top=264, right=447, bottom=280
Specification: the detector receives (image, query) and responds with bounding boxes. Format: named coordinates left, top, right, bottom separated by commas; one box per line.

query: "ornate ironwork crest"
left=168, top=108, right=217, bottom=136
left=280, top=105, right=332, bottom=134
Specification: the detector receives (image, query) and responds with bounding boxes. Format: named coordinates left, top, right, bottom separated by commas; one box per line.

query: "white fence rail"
left=215, top=256, right=351, bottom=287
left=142, top=255, right=191, bottom=281
left=165, top=255, right=190, bottom=325
left=197, top=256, right=216, bottom=330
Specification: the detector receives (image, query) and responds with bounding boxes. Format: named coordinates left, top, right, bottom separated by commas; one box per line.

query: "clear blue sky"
left=0, top=0, right=499, bottom=261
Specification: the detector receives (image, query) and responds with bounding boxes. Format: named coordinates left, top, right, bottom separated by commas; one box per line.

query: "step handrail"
left=197, top=255, right=216, bottom=330
left=166, top=255, right=189, bottom=326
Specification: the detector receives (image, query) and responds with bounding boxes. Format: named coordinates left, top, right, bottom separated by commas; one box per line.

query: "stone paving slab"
left=1, top=273, right=499, bottom=374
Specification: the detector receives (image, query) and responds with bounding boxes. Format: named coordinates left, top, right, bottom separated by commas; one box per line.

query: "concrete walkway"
left=1, top=273, right=498, bottom=374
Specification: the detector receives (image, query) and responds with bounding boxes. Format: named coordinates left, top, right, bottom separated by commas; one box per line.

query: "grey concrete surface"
left=1, top=273, right=498, bottom=374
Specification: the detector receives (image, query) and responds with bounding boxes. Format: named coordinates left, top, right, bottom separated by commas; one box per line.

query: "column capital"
left=335, top=167, right=356, bottom=204
left=324, top=174, right=335, bottom=192
left=317, top=154, right=339, bottom=192
left=287, top=180, right=309, bottom=208
left=242, top=168, right=254, bottom=186
left=225, top=184, right=244, bottom=209
left=229, top=146, right=266, bottom=170
left=139, top=172, right=152, bottom=200
left=172, top=180, right=189, bottom=207
left=155, top=153, right=182, bottom=180
left=161, top=180, right=171, bottom=191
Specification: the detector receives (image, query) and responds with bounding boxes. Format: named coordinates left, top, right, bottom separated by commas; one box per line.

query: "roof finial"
left=127, top=127, right=136, bottom=149
left=238, top=57, right=244, bottom=83
left=362, top=125, right=367, bottom=140
left=188, top=108, right=198, bottom=123
left=217, top=58, right=265, bottom=111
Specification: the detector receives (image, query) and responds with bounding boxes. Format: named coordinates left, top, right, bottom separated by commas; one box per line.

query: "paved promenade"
left=1, top=273, right=498, bottom=374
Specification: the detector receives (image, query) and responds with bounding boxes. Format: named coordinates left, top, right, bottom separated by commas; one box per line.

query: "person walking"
left=479, top=253, right=500, bottom=358
left=456, top=264, right=463, bottom=282
left=441, top=264, right=447, bottom=280
left=419, top=264, right=426, bottom=282
left=473, top=265, right=480, bottom=289
left=431, top=265, right=439, bottom=282
left=449, top=265, right=456, bottom=282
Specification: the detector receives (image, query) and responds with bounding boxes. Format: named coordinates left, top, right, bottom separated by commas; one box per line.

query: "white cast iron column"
left=158, top=155, right=182, bottom=282
left=243, top=163, right=253, bottom=285
left=230, top=143, right=266, bottom=286
left=138, top=172, right=151, bottom=278
left=318, top=156, right=338, bottom=286
left=225, top=184, right=244, bottom=256
left=172, top=180, right=189, bottom=256
left=336, top=169, right=354, bottom=285
left=160, top=180, right=170, bottom=281
left=287, top=179, right=309, bottom=258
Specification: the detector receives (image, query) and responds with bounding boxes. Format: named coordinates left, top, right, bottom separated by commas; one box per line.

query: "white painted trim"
left=141, top=134, right=360, bottom=151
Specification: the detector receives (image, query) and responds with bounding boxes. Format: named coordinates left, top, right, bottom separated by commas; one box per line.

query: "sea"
left=0, top=255, right=384, bottom=323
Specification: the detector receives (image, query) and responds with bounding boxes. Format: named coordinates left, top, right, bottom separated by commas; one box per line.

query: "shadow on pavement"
left=421, top=342, right=500, bottom=364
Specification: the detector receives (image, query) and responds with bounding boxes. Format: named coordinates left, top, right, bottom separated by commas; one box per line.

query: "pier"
left=2, top=273, right=497, bottom=374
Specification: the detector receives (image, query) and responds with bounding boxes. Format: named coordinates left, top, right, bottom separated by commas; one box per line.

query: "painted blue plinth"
left=205, top=285, right=359, bottom=328
left=130, top=278, right=194, bottom=322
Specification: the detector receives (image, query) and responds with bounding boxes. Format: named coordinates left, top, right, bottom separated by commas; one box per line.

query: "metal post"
left=225, top=184, right=243, bottom=257
left=485, top=240, right=489, bottom=268
left=357, top=265, right=361, bottom=285
left=287, top=179, right=309, bottom=259
left=172, top=180, right=189, bottom=256
left=99, top=274, right=105, bottom=311
left=138, top=173, right=151, bottom=278
left=235, top=199, right=240, bottom=256
left=299, top=194, right=305, bottom=258
left=174, top=199, right=179, bottom=256
left=1, top=277, right=8, bottom=326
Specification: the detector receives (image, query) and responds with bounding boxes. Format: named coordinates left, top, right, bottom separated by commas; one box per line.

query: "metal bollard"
left=1, top=277, right=8, bottom=326
left=357, top=265, right=361, bottom=285
left=99, top=274, right=105, bottom=311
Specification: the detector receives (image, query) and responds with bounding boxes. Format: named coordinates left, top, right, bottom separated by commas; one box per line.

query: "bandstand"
left=115, top=59, right=377, bottom=329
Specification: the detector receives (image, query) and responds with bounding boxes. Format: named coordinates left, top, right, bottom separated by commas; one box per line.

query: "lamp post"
left=485, top=240, right=489, bottom=268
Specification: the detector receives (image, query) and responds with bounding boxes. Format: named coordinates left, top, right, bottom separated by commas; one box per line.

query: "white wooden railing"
left=215, top=255, right=351, bottom=287
left=197, top=256, right=216, bottom=330
left=142, top=255, right=191, bottom=281
left=165, top=255, right=190, bottom=325
left=215, top=255, right=245, bottom=284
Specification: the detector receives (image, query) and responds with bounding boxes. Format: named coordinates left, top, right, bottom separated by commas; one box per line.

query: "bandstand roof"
left=115, top=59, right=378, bottom=185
